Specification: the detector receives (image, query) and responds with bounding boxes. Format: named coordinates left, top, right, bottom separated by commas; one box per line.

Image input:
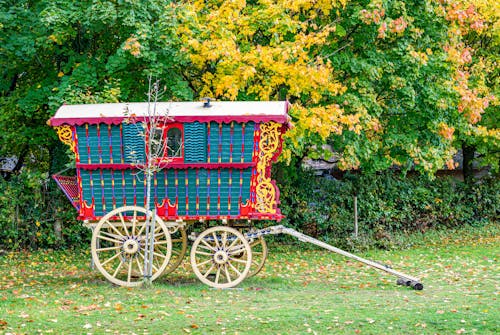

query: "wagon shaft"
left=246, top=225, right=424, bottom=290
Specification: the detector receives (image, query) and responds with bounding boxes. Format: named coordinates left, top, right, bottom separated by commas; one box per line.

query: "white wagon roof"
left=49, top=101, right=290, bottom=126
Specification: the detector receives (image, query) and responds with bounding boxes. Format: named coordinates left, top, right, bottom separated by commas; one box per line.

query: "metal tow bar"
left=245, top=225, right=424, bottom=290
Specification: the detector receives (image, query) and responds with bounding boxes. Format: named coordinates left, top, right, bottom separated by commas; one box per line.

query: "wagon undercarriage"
left=86, top=205, right=423, bottom=290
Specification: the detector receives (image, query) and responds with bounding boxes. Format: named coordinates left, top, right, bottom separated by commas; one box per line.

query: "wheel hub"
left=213, top=250, right=229, bottom=265
left=122, top=238, right=140, bottom=255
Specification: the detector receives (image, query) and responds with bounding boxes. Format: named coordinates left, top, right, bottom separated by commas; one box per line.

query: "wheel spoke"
left=153, top=251, right=168, bottom=259
left=195, top=250, right=214, bottom=256
left=134, top=257, right=144, bottom=276
left=212, top=232, right=220, bottom=248
left=171, top=250, right=180, bottom=256
left=197, top=259, right=213, bottom=267
left=227, top=236, right=241, bottom=250
left=127, top=258, right=133, bottom=283
left=221, top=231, right=228, bottom=248
left=136, top=223, right=146, bottom=237
left=153, top=232, right=167, bottom=239
left=203, top=263, right=216, bottom=278
left=215, top=266, right=221, bottom=284
left=118, top=212, right=129, bottom=236
left=228, top=262, right=242, bottom=277
left=107, top=220, right=126, bottom=238
left=101, top=252, right=122, bottom=266
left=97, top=234, right=122, bottom=244
left=112, top=260, right=124, bottom=278
left=99, top=230, right=122, bottom=240
left=131, top=211, right=138, bottom=235
left=224, top=264, right=232, bottom=283
left=200, top=239, right=216, bottom=251
left=229, top=257, right=248, bottom=264
left=96, top=245, right=122, bottom=252
left=153, top=254, right=161, bottom=271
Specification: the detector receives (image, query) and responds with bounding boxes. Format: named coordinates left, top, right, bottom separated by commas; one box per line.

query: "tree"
left=444, top=0, right=499, bottom=181
left=176, top=0, right=498, bottom=176
left=0, top=0, right=189, bottom=247
left=0, top=0, right=190, bottom=177
left=175, top=0, right=349, bottom=165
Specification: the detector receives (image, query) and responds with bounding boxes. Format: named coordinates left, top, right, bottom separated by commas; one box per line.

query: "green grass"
left=1, top=224, right=498, bottom=335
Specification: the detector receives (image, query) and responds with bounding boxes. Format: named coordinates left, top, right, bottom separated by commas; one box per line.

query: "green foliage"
left=0, top=0, right=190, bottom=161
left=0, top=169, right=89, bottom=250
left=276, top=165, right=499, bottom=250
left=0, top=0, right=498, bottom=251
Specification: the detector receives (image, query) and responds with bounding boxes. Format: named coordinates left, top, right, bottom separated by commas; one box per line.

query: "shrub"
left=275, top=164, right=499, bottom=250
left=0, top=170, right=89, bottom=250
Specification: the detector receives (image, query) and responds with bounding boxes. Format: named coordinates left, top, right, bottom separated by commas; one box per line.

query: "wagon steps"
left=243, top=225, right=424, bottom=290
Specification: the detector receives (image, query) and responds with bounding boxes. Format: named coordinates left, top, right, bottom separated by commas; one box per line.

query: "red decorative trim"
left=76, top=162, right=255, bottom=170
left=50, top=115, right=291, bottom=127
left=156, top=198, right=177, bottom=217
left=79, top=200, right=95, bottom=219
left=77, top=212, right=283, bottom=222
left=239, top=199, right=252, bottom=216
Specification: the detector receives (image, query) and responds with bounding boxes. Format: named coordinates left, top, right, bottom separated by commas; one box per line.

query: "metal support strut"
left=245, top=225, right=424, bottom=290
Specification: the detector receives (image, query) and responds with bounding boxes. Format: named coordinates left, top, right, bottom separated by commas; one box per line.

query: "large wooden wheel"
left=91, top=206, right=172, bottom=287
left=190, top=226, right=252, bottom=289
left=247, top=236, right=268, bottom=277
left=162, top=227, right=187, bottom=275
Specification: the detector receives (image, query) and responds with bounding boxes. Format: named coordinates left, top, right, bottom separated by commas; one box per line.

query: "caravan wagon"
left=49, top=100, right=423, bottom=290
left=49, top=101, right=290, bottom=288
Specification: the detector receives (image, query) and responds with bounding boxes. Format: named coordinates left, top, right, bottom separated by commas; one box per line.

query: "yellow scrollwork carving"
left=55, top=126, right=76, bottom=153
left=255, top=122, right=282, bottom=214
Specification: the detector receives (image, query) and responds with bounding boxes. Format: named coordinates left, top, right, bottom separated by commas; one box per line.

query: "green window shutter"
left=184, top=122, right=207, bottom=163
left=123, top=123, right=145, bottom=163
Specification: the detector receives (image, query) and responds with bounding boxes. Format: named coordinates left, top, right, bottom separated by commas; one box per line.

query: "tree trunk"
left=53, top=220, right=63, bottom=242
left=462, top=143, right=476, bottom=183
left=48, top=141, right=70, bottom=245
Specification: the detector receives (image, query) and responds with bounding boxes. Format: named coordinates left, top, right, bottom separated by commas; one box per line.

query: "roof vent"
left=202, top=97, right=212, bottom=108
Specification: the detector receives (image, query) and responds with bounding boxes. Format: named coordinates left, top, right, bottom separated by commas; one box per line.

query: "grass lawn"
left=1, top=225, right=498, bottom=334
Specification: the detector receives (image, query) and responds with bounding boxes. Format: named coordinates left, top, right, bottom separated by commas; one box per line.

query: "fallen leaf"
left=77, top=304, right=100, bottom=313
left=0, top=319, right=7, bottom=329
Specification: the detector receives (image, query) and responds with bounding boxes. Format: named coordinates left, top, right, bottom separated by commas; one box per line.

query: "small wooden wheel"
left=161, top=227, right=188, bottom=275
left=91, top=206, right=172, bottom=287
left=190, top=226, right=252, bottom=288
left=247, top=236, right=268, bottom=277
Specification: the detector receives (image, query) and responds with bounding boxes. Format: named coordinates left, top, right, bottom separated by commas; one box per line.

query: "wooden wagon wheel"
left=190, top=226, right=252, bottom=289
left=91, top=206, right=172, bottom=287
left=161, top=226, right=187, bottom=275
left=247, top=236, right=268, bottom=277
left=234, top=228, right=268, bottom=278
